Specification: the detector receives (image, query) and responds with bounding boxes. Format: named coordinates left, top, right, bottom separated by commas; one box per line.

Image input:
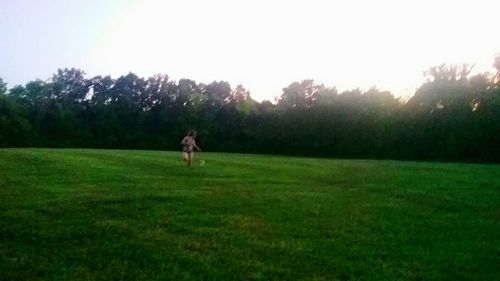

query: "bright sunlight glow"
left=5, top=0, right=500, bottom=101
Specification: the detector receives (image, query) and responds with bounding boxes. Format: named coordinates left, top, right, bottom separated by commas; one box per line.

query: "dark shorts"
left=182, top=146, right=193, bottom=153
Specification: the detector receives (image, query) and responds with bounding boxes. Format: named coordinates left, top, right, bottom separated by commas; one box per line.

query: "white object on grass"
left=200, top=160, right=205, bottom=166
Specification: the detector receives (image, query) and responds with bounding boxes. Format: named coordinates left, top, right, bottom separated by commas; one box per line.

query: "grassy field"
left=0, top=149, right=499, bottom=280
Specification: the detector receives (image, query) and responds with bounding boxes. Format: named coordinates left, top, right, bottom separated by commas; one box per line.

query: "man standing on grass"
left=181, top=130, right=201, bottom=167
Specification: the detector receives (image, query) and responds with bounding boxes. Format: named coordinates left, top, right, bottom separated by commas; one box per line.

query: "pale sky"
left=1, top=0, right=499, bottom=101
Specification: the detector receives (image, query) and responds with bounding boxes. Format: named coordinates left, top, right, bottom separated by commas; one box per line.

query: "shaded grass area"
left=0, top=148, right=499, bottom=280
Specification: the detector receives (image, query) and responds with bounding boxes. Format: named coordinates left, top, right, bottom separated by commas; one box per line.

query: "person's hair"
left=187, top=130, right=196, bottom=137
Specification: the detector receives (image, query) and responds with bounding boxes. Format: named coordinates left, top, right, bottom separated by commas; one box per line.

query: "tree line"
left=1, top=56, right=499, bottom=162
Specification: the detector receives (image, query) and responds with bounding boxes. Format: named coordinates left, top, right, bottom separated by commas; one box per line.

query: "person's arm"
left=193, top=140, right=201, bottom=151
left=181, top=137, right=187, bottom=145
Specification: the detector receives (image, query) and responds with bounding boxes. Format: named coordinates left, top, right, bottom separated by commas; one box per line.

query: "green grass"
left=0, top=148, right=498, bottom=281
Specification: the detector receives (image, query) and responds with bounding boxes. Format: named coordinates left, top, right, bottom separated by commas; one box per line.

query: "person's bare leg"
left=183, top=152, right=189, bottom=166
left=188, top=152, right=194, bottom=167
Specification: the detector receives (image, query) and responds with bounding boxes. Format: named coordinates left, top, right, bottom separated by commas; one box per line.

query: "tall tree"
left=278, top=80, right=326, bottom=109
left=494, top=54, right=500, bottom=86
left=0, top=78, right=6, bottom=95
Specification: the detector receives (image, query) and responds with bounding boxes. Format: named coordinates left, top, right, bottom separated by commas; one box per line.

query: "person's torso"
left=183, top=136, right=194, bottom=147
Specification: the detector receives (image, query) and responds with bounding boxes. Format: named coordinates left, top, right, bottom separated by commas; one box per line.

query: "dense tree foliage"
left=1, top=56, right=499, bottom=162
